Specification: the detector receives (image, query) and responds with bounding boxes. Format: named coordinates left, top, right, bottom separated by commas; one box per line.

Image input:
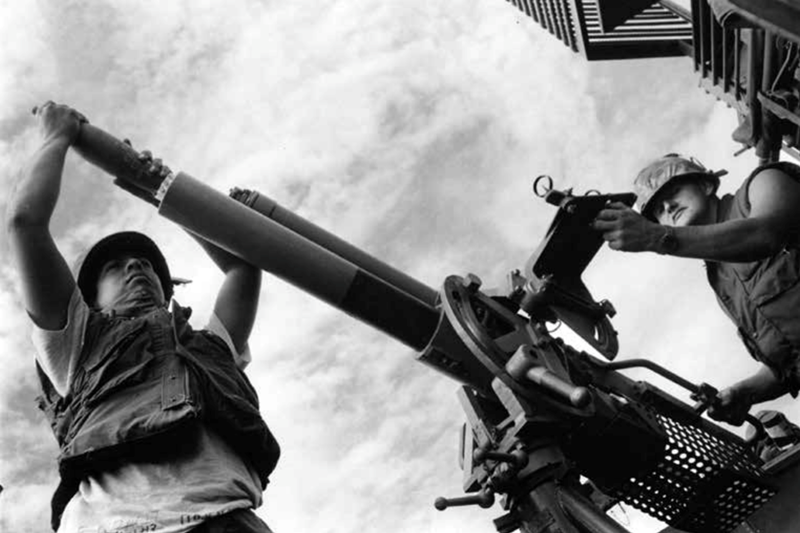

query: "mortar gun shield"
left=521, top=188, right=637, bottom=360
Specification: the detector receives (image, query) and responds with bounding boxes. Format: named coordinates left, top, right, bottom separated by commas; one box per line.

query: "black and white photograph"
left=2, top=1, right=800, bottom=532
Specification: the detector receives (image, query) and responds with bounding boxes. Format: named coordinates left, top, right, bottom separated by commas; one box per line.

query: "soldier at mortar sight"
left=591, top=154, right=800, bottom=427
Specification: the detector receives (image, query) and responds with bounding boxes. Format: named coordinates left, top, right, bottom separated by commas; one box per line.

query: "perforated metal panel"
left=611, top=413, right=775, bottom=533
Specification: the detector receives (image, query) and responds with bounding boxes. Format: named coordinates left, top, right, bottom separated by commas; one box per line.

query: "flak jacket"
left=35, top=303, right=280, bottom=531
left=706, top=162, right=800, bottom=396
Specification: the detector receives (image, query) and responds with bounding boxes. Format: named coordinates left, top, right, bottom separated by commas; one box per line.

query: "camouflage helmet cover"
left=74, top=231, right=173, bottom=306
left=634, top=154, right=728, bottom=220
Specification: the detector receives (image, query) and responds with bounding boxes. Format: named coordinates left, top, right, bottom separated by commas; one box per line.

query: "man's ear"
left=701, top=178, right=716, bottom=196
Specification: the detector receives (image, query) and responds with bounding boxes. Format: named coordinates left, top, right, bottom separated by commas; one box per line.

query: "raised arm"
left=663, top=168, right=800, bottom=261
left=593, top=168, right=800, bottom=262
left=130, top=150, right=263, bottom=354
left=6, top=103, right=85, bottom=329
left=191, top=234, right=262, bottom=354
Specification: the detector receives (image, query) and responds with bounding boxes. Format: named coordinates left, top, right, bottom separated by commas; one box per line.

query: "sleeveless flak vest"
left=35, top=303, right=280, bottom=531
left=705, top=162, right=800, bottom=394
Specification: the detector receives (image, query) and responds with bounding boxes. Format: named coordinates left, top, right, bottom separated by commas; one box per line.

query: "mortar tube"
left=73, top=124, right=158, bottom=195
left=237, top=190, right=439, bottom=309
left=158, top=172, right=440, bottom=351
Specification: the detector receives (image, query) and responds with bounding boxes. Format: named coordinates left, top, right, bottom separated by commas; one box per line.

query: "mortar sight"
left=516, top=176, right=636, bottom=359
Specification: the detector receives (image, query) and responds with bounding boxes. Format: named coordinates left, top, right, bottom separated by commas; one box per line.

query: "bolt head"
left=478, top=490, right=495, bottom=508
left=463, top=273, right=482, bottom=293
left=600, top=299, right=616, bottom=318
left=570, top=387, right=592, bottom=408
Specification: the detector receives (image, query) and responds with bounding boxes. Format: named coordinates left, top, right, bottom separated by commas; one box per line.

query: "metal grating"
left=502, top=0, right=800, bottom=179
left=611, top=413, right=775, bottom=533
left=689, top=0, right=800, bottom=162
left=503, top=0, right=692, bottom=59
left=582, top=1, right=693, bottom=42
left=691, top=0, right=748, bottom=113
left=505, top=0, right=579, bottom=52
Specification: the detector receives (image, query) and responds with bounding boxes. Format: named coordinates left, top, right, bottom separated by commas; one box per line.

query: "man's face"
left=94, top=253, right=165, bottom=310
left=650, top=178, right=714, bottom=227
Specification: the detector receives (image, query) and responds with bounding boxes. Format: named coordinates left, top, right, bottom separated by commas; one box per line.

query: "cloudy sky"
left=0, top=1, right=793, bottom=532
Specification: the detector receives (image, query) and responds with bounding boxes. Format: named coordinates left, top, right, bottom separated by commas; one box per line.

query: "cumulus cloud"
left=0, top=1, right=777, bottom=532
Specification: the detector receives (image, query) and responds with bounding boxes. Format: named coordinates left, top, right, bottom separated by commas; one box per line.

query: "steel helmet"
left=634, top=153, right=728, bottom=220
left=74, top=231, right=173, bottom=306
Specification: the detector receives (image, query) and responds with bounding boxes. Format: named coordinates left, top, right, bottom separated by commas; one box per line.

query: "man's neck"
left=699, top=195, right=720, bottom=225
left=101, top=291, right=165, bottom=318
